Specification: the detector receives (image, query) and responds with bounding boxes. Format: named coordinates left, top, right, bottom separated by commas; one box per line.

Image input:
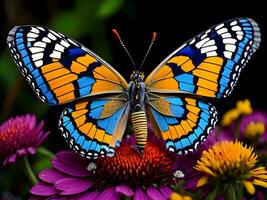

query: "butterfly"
left=7, top=18, right=260, bottom=159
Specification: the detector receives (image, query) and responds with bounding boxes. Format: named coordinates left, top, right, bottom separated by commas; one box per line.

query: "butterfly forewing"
left=145, top=18, right=260, bottom=98
left=7, top=26, right=128, bottom=105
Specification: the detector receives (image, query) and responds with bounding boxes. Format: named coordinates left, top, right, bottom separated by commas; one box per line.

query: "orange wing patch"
left=146, top=55, right=224, bottom=98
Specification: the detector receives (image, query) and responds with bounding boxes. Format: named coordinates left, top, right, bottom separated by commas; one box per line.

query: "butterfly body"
left=128, top=71, right=148, bottom=150
left=7, top=18, right=261, bottom=159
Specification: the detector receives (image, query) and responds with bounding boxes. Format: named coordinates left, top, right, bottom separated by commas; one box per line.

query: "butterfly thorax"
left=129, top=71, right=146, bottom=112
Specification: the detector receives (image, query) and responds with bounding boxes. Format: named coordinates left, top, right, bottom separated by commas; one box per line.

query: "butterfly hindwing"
left=147, top=95, right=217, bottom=154
left=7, top=26, right=128, bottom=105
left=145, top=18, right=260, bottom=98
left=59, top=96, right=130, bottom=159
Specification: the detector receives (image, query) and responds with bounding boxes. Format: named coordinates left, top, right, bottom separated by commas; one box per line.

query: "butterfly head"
left=131, top=71, right=144, bottom=88
left=131, top=71, right=144, bottom=81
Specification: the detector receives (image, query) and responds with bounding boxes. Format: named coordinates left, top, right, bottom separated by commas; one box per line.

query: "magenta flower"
left=0, top=114, right=49, bottom=165
left=29, top=133, right=185, bottom=200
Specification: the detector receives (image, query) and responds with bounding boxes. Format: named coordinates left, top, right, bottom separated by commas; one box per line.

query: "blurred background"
left=0, top=0, right=266, bottom=198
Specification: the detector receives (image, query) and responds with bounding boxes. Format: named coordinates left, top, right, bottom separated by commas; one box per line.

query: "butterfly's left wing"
left=59, top=94, right=130, bottom=159
left=145, top=18, right=260, bottom=98
left=147, top=95, right=217, bottom=154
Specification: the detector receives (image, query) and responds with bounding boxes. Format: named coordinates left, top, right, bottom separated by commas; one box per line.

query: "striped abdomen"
left=131, top=110, right=148, bottom=150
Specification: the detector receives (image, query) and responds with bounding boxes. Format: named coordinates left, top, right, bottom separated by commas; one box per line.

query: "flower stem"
left=36, top=146, right=55, bottom=159
left=23, top=155, right=38, bottom=185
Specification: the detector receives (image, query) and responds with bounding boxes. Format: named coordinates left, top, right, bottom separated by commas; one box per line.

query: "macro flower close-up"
left=30, top=134, right=177, bottom=199
left=0, top=1, right=266, bottom=199
left=0, top=114, right=49, bottom=166
left=195, top=140, right=267, bottom=197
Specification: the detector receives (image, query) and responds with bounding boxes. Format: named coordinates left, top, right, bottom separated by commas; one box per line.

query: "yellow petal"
left=252, top=174, right=267, bottom=180
left=243, top=181, right=255, bottom=195
left=252, top=179, right=267, bottom=188
left=184, top=196, right=193, bottom=200
left=170, top=192, right=183, bottom=200
left=237, top=99, right=252, bottom=114
left=195, top=164, right=216, bottom=176
left=196, top=176, right=209, bottom=187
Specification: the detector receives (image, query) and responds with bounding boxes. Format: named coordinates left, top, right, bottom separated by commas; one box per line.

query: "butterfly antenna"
left=140, top=32, right=157, bottom=71
left=112, top=29, right=137, bottom=70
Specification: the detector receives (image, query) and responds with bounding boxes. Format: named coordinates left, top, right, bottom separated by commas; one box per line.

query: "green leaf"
left=206, top=184, right=220, bottom=200
left=225, top=184, right=236, bottom=200
left=33, top=157, right=52, bottom=173
left=97, top=0, right=124, bottom=18
left=236, top=181, right=244, bottom=200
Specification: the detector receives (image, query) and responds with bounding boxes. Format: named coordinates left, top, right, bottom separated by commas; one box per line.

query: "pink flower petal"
left=116, top=185, right=134, bottom=197
left=17, top=149, right=27, bottom=156
left=97, top=187, right=120, bottom=200
left=52, top=151, right=89, bottom=177
left=78, top=191, right=100, bottom=200
left=159, top=186, right=172, bottom=198
left=134, top=188, right=149, bottom=200
left=147, top=187, right=166, bottom=200
left=55, top=177, right=92, bottom=195
left=30, top=182, right=59, bottom=196
left=7, top=154, right=17, bottom=165
left=27, top=147, right=36, bottom=155
left=39, top=168, right=68, bottom=184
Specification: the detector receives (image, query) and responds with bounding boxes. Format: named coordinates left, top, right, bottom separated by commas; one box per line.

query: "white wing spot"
left=47, top=33, right=57, bottom=40
left=42, top=37, right=51, bottom=43
left=232, top=26, right=241, bottom=31
left=217, top=28, right=228, bottom=35
left=215, top=24, right=224, bottom=30
left=50, top=51, right=61, bottom=59
left=35, top=60, right=43, bottom=67
left=32, top=53, right=43, bottom=61
left=34, top=41, right=46, bottom=48
left=224, top=51, right=232, bottom=59
left=201, top=45, right=217, bottom=54
left=55, top=44, right=65, bottom=52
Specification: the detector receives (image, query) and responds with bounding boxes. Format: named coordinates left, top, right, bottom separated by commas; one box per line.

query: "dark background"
left=0, top=0, right=266, bottom=198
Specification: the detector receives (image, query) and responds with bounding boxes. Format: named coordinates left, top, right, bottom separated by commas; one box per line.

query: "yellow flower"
left=170, top=192, right=192, bottom=200
left=221, top=99, right=253, bottom=127
left=236, top=99, right=253, bottom=115
left=194, top=141, right=267, bottom=195
left=244, top=121, right=265, bottom=139
left=221, top=108, right=240, bottom=126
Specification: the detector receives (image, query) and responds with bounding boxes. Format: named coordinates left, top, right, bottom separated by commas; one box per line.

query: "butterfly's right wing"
left=59, top=94, right=130, bottom=159
left=7, top=26, right=128, bottom=105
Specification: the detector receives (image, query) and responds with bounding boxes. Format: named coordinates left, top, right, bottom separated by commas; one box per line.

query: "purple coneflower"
left=30, top=133, right=192, bottom=200
left=0, top=114, right=49, bottom=165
